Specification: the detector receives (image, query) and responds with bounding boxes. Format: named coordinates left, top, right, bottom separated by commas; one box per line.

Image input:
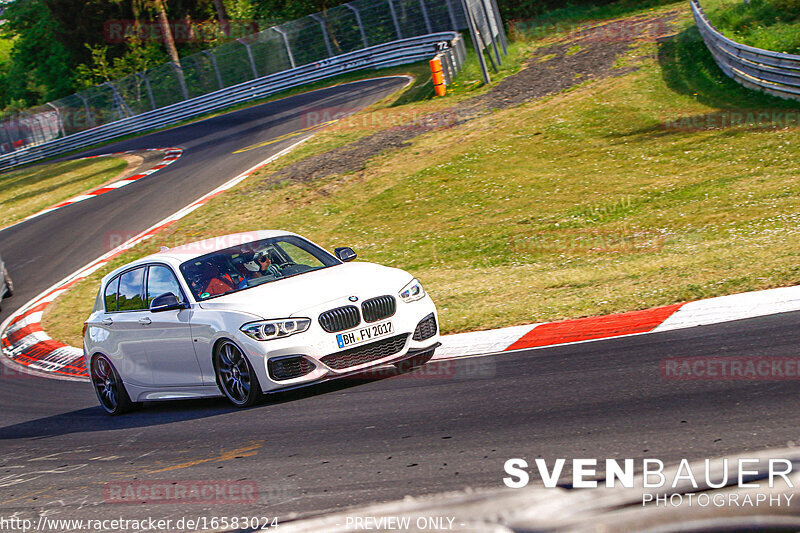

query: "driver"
left=242, top=251, right=281, bottom=281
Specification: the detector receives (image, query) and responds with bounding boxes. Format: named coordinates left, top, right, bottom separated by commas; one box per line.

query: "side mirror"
left=150, top=292, right=188, bottom=313
left=334, top=247, right=357, bottom=262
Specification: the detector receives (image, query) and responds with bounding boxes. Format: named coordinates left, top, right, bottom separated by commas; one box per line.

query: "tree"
left=0, top=0, right=76, bottom=108
left=153, top=0, right=181, bottom=65
left=74, top=37, right=168, bottom=89
left=212, top=0, right=231, bottom=36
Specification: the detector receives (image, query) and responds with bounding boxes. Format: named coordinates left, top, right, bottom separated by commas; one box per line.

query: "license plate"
left=336, top=321, right=394, bottom=349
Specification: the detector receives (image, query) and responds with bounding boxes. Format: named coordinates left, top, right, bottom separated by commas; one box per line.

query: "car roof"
left=102, top=230, right=301, bottom=282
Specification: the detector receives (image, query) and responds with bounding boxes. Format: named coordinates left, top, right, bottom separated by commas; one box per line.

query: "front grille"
left=413, top=313, right=437, bottom=341
left=321, top=334, right=409, bottom=370
left=319, top=305, right=360, bottom=333
left=268, top=356, right=315, bottom=381
left=362, top=295, right=396, bottom=323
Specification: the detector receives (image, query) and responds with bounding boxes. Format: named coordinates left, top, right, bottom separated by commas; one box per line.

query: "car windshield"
left=179, top=235, right=340, bottom=301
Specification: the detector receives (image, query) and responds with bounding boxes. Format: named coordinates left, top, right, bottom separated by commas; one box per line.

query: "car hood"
left=196, top=262, right=414, bottom=319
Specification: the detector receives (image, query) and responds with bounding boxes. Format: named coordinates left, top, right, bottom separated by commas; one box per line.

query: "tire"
left=394, top=349, right=435, bottom=373
left=214, top=340, right=263, bottom=408
left=3, top=266, right=12, bottom=298
left=91, top=355, right=135, bottom=415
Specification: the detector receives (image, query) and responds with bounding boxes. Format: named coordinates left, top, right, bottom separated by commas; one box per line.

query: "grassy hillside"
left=702, top=0, right=800, bottom=53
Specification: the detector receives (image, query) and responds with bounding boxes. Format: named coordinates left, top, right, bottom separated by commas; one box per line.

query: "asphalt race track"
left=2, top=77, right=800, bottom=527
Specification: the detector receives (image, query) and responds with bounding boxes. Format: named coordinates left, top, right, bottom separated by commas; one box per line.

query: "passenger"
left=198, top=262, right=236, bottom=297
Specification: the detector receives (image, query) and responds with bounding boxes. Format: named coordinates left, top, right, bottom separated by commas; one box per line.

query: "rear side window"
left=117, top=268, right=146, bottom=311
left=146, top=265, right=184, bottom=307
left=104, top=277, right=119, bottom=312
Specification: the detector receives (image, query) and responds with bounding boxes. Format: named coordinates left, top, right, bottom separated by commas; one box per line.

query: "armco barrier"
left=692, top=0, right=800, bottom=102
left=0, top=32, right=458, bottom=172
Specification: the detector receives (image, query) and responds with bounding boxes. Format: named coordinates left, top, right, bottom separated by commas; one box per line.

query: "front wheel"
left=91, top=355, right=134, bottom=415
left=214, top=340, right=263, bottom=408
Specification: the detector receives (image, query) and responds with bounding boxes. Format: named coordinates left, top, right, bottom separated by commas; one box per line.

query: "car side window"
left=146, top=265, right=184, bottom=307
left=104, top=276, right=119, bottom=312
left=117, top=267, right=146, bottom=311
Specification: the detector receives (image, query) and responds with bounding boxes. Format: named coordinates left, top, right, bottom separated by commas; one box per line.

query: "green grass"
left=702, top=0, right=800, bottom=53
left=43, top=3, right=800, bottom=347
left=0, top=156, right=128, bottom=229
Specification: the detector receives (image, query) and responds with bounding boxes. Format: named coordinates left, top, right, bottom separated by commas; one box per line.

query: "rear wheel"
left=394, top=349, right=435, bottom=373
left=214, top=340, right=263, bottom=408
left=91, top=355, right=134, bottom=415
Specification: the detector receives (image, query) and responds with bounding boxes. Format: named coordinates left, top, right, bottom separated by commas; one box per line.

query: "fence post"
left=489, top=0, right=507, bottom=55
left=238, top=39, right=259, bottom=79
left=344, top=3, right=369, bottom=48
left=33, top=114, right=46, bottom=145
left=204, top=50, right=225, bottom=89
left=310, top=14, right=334, bottom=57
left=387, top=0, right=403, bottom=39
left=0, top=123, right=11, bottom=154
left=461, top=0, right=490, bottom=83
left=21, top=112, right=38, bottom=145
left=472, top=1, right=498, bottom=73
left=445, top=0, right=458, bottom=30
left=76, top=93, right=95, bottom=129
left=138, top=72, right=157, bottom=110
left=479, top=0, right=502, bottom=66
left=457, top=33, right=467, bottom=66
left=106, top=81, right=133, bottom=119
left=173, top=62, right=190, bottom=100
left=46, top=102, right=66, bottom=138
left=272, top=27, right=296, bottom=69
left=8, top=115, right=22, bottom=151
left=419, top=0, right=433, bottom=34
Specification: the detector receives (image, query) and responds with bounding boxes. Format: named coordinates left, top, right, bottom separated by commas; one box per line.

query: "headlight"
left=240, top=318, right=311, bottom=341
left=399, top=278, right=425, bottom=302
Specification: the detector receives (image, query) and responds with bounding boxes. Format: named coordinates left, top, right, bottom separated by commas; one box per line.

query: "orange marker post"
left=430, top=57, right=446, bottom=97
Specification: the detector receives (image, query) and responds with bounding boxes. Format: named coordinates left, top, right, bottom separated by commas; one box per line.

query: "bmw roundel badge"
left=349, top=296, right=358, bottom=302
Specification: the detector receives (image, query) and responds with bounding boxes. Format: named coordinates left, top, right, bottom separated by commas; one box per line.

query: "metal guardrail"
left=0, top=33, right=458, bottom=172
left=692, top=0, right=800, bottom=102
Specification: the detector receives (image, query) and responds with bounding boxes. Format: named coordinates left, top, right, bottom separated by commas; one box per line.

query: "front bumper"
left=239, top=295, right=440, bottom=392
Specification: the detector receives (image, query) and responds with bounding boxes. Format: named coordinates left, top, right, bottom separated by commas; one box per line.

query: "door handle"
left=138, top=317, right=152, bottom=325
left=101, top=318, right=113, bottom=326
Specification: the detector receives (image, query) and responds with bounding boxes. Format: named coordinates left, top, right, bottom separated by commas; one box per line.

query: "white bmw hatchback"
left=83, top=231, right=440, bottom=414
